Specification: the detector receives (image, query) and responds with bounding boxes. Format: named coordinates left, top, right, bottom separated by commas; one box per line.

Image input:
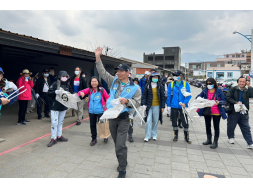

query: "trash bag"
left=187, top=97, right=216, bottom=112
left=132, top=105, right=147, bottom=127
left=234, top=104, right=248, bottom=114
left=181, top=87, right=191, bottom=97
left=56, top=87, right=81, bottom=110
left=100, top=98, right=125, bottom=120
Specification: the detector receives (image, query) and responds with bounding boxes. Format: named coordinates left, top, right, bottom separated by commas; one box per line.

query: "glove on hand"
left=36, top=94, right=39, bottom=98
left=55, top=90, right=60, bottom=95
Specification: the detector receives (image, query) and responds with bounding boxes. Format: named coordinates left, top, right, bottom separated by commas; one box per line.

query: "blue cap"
left=0, top=67, right=4, bottom=74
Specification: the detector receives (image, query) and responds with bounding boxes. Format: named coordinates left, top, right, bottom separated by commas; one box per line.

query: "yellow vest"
left=152, top=87, right=160, bottom=106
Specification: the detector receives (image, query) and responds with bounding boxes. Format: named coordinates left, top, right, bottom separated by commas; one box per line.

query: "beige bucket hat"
left=20, top=69, right=32, bottom=75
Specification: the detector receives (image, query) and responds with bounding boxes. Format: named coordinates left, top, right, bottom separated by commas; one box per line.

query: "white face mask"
left=173, top=76, right=179, bottom=81
left=75, top=71, right=80, bottom=75
left=61, top=77, right=68, bottom=82
left=44, top=74, right=49, bottom=77
left=207, top=85, right=214, bottom=89
left=82, top=75, right=85, bottom=78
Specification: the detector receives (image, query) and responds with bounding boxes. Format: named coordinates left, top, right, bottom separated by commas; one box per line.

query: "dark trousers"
left=171, top=108, right=189, bottom=131
left=18, top=100, right=28, bottom=122
left=37, top=93, right=50, bottom=117
left=109, top=116, right=130, bottom=172
left=128, top=119, right=133, bottom=136
left=89, top=113, right=103, bottom=140
left=227, top=113, right=253, bottom=145
left=204, top=115, right=221, bottom=137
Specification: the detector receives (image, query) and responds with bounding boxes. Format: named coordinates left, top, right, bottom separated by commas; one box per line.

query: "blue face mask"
left=207, top=85, right=214, bottom=89
left=152, top=78, right=158, bottom=83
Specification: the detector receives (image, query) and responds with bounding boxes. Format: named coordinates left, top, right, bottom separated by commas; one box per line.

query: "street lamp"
left=233, top=30, right=253, bottom=86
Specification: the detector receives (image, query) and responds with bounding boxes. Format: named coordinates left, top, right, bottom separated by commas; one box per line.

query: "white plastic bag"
left=132, top=105, right=147, bottom=127
left=234, top=104, right=248, bottom=114
left=187, top=97, right=216, bottom=112
left=100, top=98, right=125, bottom=120
left=181, top=87, right=191, bottom=97
left=56, top=87, right=81, bottom=110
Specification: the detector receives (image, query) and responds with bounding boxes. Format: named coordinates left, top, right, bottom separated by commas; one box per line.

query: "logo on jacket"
left=96, top=95, right=100, bottom=99
left=126, top=88, right=131, bottom=93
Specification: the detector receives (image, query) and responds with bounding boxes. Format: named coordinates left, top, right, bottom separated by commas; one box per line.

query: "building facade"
left=206, top=67, right=241, bottom=80
left=143, top=47, right=181, bottom=71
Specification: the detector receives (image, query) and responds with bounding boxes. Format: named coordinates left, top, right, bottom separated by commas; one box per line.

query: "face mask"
left=26, top=77, right=29, bottom=80
left=75, top=71, right=80, bottom=75
left=173, top=76, right=179, bottom=81
left=152, top=78, right=158, bottom=83
left=61, top=77, right=68, bottom=82
left=44, top=74, right=49, bottom=77
left=207, top=85, right=214, bottom=89
left=82, top=75, right=85, bottom=78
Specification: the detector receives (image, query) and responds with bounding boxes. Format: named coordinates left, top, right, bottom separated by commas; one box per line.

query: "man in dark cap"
left=35, top=69, right=52, bottom=119
left=167, top=70, right=192, bottom=144
left=95, top=47, right=141, bottom=178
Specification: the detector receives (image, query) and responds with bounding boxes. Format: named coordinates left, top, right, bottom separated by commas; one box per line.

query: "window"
left=216, top=72, right=224, bottom=78
left=193, top=65, right=196, bottom=69
left=207, top=64, right=210, bottom=68
left=232, top=55, right=235, bottom=58
left=226, top=55, right=229, bottom=58
left=148, top=56, right=153, bottom=61
left=218, top=64, right=221, bottom=67
left=165, top=65, right=174, bottom=69
left=155, top=56, right=163, bottom=61
left=242, top=55, right=245, bottom=57
left=207, top=72, right=213, bottom=77
left=236, top=55, right=240, bottom=58
left=165, top=56, right=174, bottom=60
left=227, top=72, right=233, bottom=78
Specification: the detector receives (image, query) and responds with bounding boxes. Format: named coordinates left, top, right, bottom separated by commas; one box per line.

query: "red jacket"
left=16, top=76, right=34, bottom=100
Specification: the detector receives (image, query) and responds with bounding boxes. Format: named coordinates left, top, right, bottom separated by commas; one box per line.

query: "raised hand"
left=95, top=47, right=103, bottom=62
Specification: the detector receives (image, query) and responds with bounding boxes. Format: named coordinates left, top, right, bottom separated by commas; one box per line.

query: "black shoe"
left=173, top=130, right=178, bottom=142
left=210, top=137, right=218, bottom=149
left=104, top=138, right=108, bottom=143
left=57, top=136, right=68, bottom=142
left=203, top=134, right=212, bottom=145
left=47, top=139, right=57, bottom=147
left=118, top=171, right=126, bottom=178
left=76, top=122, right=81, bottom=126
left=178, top=125, right=183, bottom=129
left=44, top=115, right=50, bottom=118
left=17, top=122, right=26, bottom=126
left=90, top=139, right=97, bottom=146
left=184, top=131, right=192, bottom=144
left=24, top=120, right=30, bottom=123
left=128, top=136, right=134, bottom=143
left=117, top=161, right=128, bottom=172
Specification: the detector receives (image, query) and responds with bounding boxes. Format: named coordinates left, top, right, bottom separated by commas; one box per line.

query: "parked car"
left=223, top=78, right=238, bottom=87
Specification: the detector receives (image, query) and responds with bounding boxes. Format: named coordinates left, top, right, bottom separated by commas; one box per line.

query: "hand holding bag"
left=202, top=90, right=217, bottom=116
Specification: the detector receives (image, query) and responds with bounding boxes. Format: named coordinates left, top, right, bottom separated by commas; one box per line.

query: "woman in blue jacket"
left=196, top=78, right=227, bottom=149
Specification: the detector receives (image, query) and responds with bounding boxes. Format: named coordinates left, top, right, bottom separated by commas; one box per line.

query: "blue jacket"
left=107, top=76, right=139, bottom=114
left=89, top=90, right=104, bottom=114
left=167, top=80, right=191, bottom=109
left=196, top=88, right=227, bottom=119
left=0, top=88, right=18, bottom=110
left=139, top=77, right=146, bottom=94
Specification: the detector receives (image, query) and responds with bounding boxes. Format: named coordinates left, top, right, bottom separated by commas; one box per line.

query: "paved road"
left=1, top=86, right=253, bottom=178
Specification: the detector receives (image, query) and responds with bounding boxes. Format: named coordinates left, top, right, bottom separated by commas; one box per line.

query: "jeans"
left=37, top=93, right=50, bottom=117
left=109, top=115, right=130, bottom=172
left=18, top=100, right=28, bottom=122
left=204, top=115, right=221, bottom=137
left=50, top=110, right=67, bottom=140
left=89, top=113, right=103, bottom=140
left=171, top=108, right=189, bottom=131
left=145, top=106, right=160, bottom=139
left=227, top=113, right=253, bottom=145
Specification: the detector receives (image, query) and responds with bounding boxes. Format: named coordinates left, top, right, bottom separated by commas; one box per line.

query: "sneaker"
left=76, top=122, right=81, bottom=126
left=128, top=136, right=134, bottom=143
left=229, top=138, right=235, bottom=144
left=144, top=138, right=149, bottom=142
left=117, top=171, right=126, bottom=178
left=153, top=137, right=157, bottom=141
left=17, top=122, right=26, bottom=126
left=90, top=139, right=97, bottom=146
left=57, top=136, right=68, bottom=142
left=247, top=144, right=253, bottom=149
left=24, top=120, right=30, bottom=123
left=104, top=138, right=108, bottom=143
left=47, top=139, right=57, bottom=147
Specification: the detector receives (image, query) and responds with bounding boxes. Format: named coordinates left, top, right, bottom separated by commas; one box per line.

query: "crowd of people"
left=1, top=47, right=253, bottom=178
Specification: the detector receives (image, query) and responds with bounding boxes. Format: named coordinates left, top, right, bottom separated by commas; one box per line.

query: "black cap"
left=42, top=69, right=49, bottom=73
left=115, top=63, right=130, bottom=72
left=172, top=70, right=183, bottom=76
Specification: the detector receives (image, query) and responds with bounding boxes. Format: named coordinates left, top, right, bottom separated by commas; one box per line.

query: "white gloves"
left=167, top=107, right=171, bottom=114
left=55, top=90, right=60, bottom=95
left=8, top=82, right=17, bottom=90
left=36, top=94, right=39, bottom=98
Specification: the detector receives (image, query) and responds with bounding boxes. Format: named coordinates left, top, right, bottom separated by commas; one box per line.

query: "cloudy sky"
left=0, top=10, right=253, bottom=63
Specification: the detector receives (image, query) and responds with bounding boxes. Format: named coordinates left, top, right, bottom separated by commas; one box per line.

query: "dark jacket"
left=70, top=76, right=87, bottom=93
left=49, top=74, right=58, bottom=84
left=35, top=76, right=52, bottom=95
left=141, top=78, right=166, bottom=124
left=48, top=71, right=73, bottom=111
left=196, top=88, right=227, bottom=119
left=226, top=86, right=253, bottom=114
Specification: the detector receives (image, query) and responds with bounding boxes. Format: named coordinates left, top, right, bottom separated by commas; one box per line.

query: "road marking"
left=0, top=117, right=90, bottom=156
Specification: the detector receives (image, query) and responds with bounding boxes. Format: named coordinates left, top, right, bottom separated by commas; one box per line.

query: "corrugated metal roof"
left=206, top=67, right=240, bottom=70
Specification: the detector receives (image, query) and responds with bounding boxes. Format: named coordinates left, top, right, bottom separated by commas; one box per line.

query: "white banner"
left=56, top=87, right=81, bottom=110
